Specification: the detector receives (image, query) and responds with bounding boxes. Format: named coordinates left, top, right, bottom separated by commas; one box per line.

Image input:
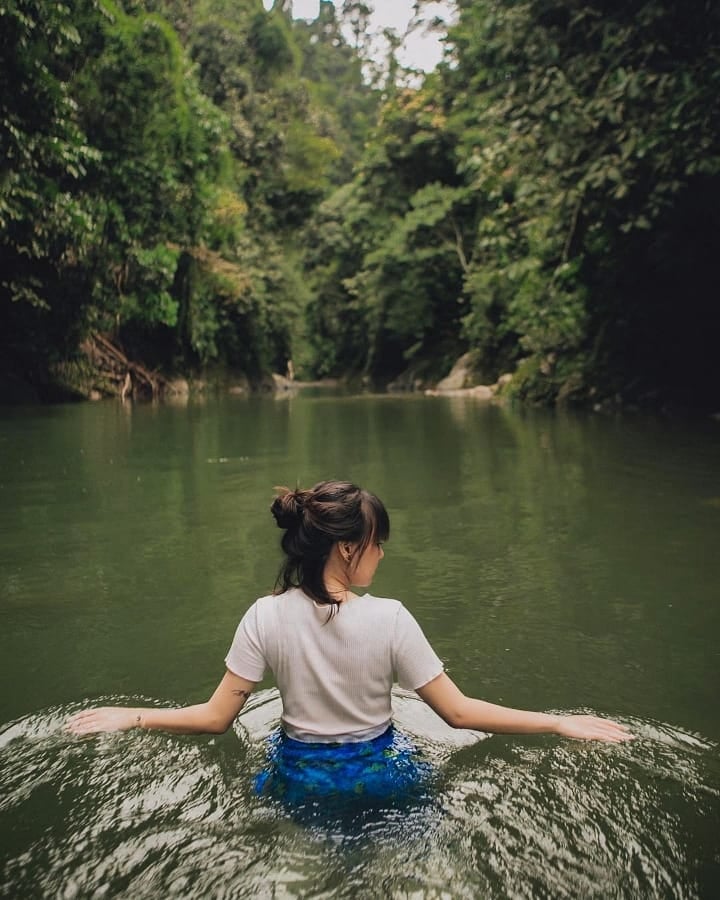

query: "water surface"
left=1, top=393, right=718, bottom=897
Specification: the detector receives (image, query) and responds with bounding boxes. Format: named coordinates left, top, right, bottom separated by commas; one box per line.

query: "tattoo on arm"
left=231, top=689, right=251, bottom=700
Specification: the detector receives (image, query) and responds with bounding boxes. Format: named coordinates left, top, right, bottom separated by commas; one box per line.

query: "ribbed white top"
left=225, top=588, right=444, bottom=742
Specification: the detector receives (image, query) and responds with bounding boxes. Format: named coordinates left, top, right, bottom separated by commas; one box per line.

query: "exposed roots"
left=80, top=333, right=170, bottom=399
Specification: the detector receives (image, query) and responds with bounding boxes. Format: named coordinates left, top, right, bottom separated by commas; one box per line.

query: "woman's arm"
left=417, top=673, right=632, bottom=742
left=66, top=670, right=257, bottom=736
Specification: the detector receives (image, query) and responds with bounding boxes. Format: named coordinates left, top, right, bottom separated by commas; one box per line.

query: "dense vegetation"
left=2, top=0, right=718, bottom=409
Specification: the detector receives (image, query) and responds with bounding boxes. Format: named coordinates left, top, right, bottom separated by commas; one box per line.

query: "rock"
left=166, top=378, right=190, bottom=396
left=271, top=373, right=296, bottom=391
left=496, top=373, right=513, bottom=388
left=387, top=368, right=425, bottom=391
left=435, top=351, right=476, bottom=391
left=88, top=389, right=102, bottom=401
left=227, top=373, right=250, bottom=394
left=425, top=384, right=494, bottom=400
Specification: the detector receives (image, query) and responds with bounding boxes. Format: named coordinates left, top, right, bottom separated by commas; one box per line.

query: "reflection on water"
left=1, top=691, right=718, bottom=898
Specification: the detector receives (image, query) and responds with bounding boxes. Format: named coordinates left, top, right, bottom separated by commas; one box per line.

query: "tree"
left=0, top=0, right=98, bottom=389
left=446, top=0, right=720, bottom=405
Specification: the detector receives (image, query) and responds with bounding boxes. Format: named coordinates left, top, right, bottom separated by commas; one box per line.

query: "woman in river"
left=67, top=480, right=631, bottom=801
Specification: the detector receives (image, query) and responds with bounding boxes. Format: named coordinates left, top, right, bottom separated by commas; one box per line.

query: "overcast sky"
left=261, top=1, right=455, bottom=73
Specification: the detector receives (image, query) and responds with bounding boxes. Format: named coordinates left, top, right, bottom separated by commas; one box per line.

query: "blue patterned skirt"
left=254, top=726, right=432, bottom=809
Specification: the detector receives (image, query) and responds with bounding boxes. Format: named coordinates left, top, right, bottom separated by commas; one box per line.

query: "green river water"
left=1, top=392, right=719, bottom=898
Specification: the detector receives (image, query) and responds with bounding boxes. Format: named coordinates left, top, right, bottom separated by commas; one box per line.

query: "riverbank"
left=2, top=335, right=718, bottom=421
left=0, top=333, right=340, bottom=406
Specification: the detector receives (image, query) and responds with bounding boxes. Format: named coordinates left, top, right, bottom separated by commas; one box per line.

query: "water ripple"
left=1, top=698, right=718, bottom=898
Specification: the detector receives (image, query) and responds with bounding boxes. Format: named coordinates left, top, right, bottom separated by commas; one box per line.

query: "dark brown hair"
left=270, top=480, right=390, bottom=608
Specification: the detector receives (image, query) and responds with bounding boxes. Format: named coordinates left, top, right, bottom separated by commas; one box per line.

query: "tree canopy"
left=2, top=0, right=718, bottom=409
left=304, top=0, right=720, bottom=408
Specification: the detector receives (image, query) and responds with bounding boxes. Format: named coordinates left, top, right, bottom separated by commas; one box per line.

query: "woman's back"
left=225, top=589, right=443, bottom=742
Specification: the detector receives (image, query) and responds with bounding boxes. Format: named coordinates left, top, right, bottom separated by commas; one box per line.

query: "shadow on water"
left=1, top=689, right=718, bottom=899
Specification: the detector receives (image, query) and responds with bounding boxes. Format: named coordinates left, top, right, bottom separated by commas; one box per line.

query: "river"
left=1, top=392, right=718, bottom=897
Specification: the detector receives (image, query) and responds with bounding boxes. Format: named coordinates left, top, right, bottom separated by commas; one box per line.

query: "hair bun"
left=271, top=487, right=306, bottom=530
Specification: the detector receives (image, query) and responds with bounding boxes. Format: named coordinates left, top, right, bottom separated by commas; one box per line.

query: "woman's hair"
left=270, top=480, right=390, bottom=608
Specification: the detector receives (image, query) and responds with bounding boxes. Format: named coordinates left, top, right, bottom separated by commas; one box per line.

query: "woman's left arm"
left=417, top=673, right=632, bottom=742
left=66, top=670, right=257, bottom=735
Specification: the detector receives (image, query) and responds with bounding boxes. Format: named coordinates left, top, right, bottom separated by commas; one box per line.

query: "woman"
left=67, top=481, right=631, bottom=799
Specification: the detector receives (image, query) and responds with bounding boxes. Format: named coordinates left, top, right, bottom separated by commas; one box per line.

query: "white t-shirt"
left=225, top=588, right=444, bottom=742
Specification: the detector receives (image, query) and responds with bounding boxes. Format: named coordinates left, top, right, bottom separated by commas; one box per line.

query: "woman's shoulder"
left=254, top=588, right=301, bottom=610
left=238, top=590, right=293, bottom=622
left=356, top=593, right=404, bottom=616
left=249, top=590, right=406, bottom=623
left=361, top=592, right=398, bottom=603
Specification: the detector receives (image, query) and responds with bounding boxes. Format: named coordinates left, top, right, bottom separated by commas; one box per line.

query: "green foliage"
left=248, top=8, right=300, bottom=81
left=303, top=86, right=474, bottom=379
left=121, top=244, right=180, bottom=329
left=0, top=0, right=93, bottom=250
left=283, top=120, right=341, bottom=194
left=2, top=0, right=370, bottom=391
left=293, top=2, right=379, bottom=182
left=446, top=0, right=720, bottom=404
left=301, top=0, right=719, bottom=406
left=76, top=1, right=223, bottom=246
left=180, top=237, right=295, bottom=376
left=0, top=0, right=101, bottom=384
left=6, top=0, right=716, bottom=407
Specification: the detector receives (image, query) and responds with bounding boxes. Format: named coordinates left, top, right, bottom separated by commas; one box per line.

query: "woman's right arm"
left=66, top=670, right=257, bottom=736
left=416, top=673, right=632, bottom=742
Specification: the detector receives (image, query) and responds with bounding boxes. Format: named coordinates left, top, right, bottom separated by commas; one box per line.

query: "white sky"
left=261, top=1, right=455, bottom=73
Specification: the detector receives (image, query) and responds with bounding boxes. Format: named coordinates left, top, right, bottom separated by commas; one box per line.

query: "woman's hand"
left=65, top=671, right=257, bottom=736
left=553, top=714, right=633, bottom=743
left=66, top=707, right=140, bottom=734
